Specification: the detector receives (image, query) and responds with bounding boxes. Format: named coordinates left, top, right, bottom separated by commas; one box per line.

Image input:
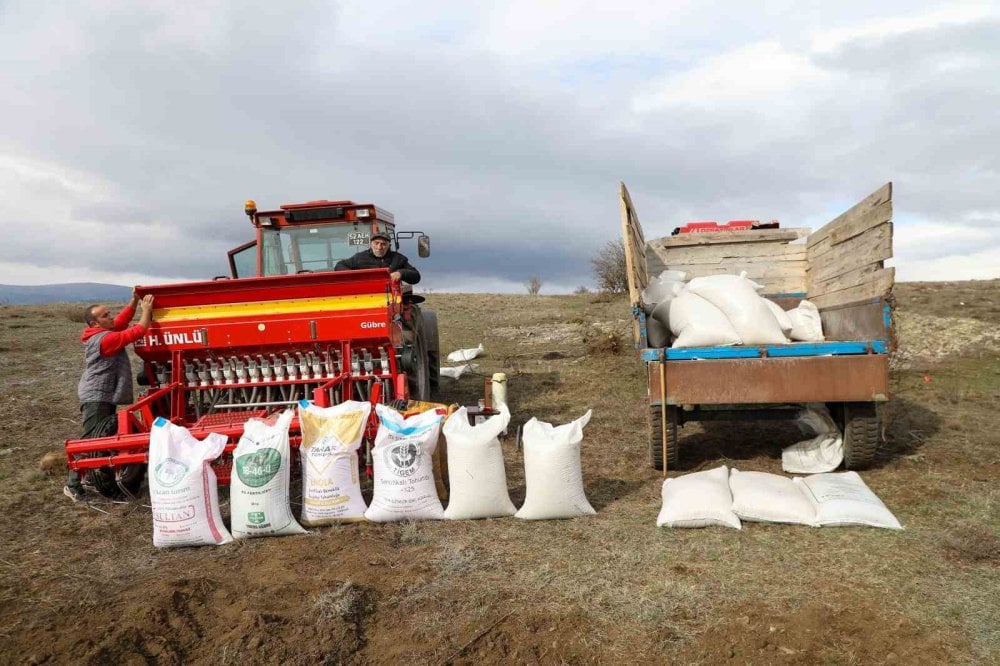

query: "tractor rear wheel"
left=649, top=404, right=679, bottom=471
left=840, top=402, right=881, bottom=470
left=407, top=333, right=432, bottom=402
left=86, top=414, right=146, bottom=499
left=423, top=309, right=441, bottom=393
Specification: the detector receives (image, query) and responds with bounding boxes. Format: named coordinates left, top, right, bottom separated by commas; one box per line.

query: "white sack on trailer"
left=149, top=418, right=232, bottom=548
left=763, top=299, right=793, bottom=338
left=669, top=291, right=742, bottom=348
left=685, top=274, right=788, bottom=345
left=786, top=300, right=824, bottom=342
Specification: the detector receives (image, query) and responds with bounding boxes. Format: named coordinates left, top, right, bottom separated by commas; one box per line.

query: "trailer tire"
left=86, top=414, right=147, bottom=500
left=422, top=309, right=440, bottom=393
left=649, top=404, right=679, bottom=471
left=841, top=402, right=881, bottom=470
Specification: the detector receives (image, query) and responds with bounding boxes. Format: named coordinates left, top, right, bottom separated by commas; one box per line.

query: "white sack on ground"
left=230, top=410, right=306, bottom=538
left=669, top=291, right=742, bottom=348
left=447, top=343, right=484, bottom=363
left=515, top=410, right=596, bottom=520
left=782, top=405, right=843, bottom=474
left=443, top=405, right=516, bottom=520
left=440, top=363, right=479, bottom=379
left=297, top=400, right=371, bottom=526
left=686, top=274, right=787, bottom=345
left=787, top=300, right=824, bottom=342
left=365, top=405, right=446, bottom=522
left=763, top=299, right=793, bottom=338
left=729, top=469, right=815, bottom=525
left=794, top=471, right=903, bottom=529
left=149, top=418, right=232, bottom=548
left=656, top=465, right=741, bottom=529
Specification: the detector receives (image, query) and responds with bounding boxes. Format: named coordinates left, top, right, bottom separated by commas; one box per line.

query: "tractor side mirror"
left=417, top=234, right=431, bottom=258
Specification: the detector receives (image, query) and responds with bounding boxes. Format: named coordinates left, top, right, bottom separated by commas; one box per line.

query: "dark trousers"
left=67, top=402, right=116, bottom=487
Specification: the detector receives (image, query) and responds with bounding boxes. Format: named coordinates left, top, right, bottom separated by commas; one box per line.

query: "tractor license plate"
left=349, top=232, right=370, bottom=245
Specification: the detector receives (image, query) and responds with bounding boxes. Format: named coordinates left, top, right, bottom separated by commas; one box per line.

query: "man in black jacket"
left=334, top=231, right=420, bottom=284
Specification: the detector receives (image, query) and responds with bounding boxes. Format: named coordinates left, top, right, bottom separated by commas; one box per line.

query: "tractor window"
left=260, top=224, right=364, bottom=276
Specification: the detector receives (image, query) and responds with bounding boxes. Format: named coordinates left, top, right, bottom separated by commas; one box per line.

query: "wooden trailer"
left=620, top=182, right=895, bottom=473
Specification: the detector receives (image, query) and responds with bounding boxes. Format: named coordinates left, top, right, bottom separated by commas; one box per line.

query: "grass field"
left=0, top=280, right=997, bottom=664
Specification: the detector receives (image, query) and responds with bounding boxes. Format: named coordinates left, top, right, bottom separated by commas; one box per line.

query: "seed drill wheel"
left=839, top=402, right=882, bottom=470
left=86, top=414, right=147, bottom=499
left=649, top=404, right=679, bottom=471
left=422, top=309, right=440, bottom=393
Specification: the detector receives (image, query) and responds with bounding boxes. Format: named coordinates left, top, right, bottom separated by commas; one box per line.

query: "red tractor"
left=64, top=199, right=439, bottom=499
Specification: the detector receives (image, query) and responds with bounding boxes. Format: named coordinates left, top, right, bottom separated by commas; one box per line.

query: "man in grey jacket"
left=64, top=291, right=154, bottom=502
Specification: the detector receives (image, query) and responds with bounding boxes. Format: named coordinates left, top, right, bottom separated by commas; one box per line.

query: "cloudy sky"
left=1, top=1, right=998, bottom=293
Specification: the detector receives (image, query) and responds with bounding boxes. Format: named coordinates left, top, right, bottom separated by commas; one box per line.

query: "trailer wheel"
left=85, top=414, right=147, bottom=500
left=649, top=404, right=679, bottom=471
left=422, top=309, right=440, bottom=393
left=841, top=402, right=881, bottom=470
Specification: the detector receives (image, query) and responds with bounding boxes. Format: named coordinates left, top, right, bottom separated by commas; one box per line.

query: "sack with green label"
left=365, top=404, right=446, bottom=522
left=230, top=409, right=306, bottom=538
left=297, top=400, right=371, bottom=526
left=149, top=418, right=233, bottom=548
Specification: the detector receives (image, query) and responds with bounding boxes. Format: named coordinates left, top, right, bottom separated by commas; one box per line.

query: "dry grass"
left=0, top=284, right=998, bottom=663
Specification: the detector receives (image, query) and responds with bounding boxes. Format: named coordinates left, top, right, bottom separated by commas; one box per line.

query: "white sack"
left=782, top=406, right=843, bottom=474
left=686, top=274, right=787, bottom=345
left=641, top=277, right=685, bottom=314
left=149, top=418, right=232, bottom=548
left=646, top=315, right=670, bottom=348
left=442, top=405, right=516, bottom=520
left=763, top=299, right=793, bottom=337
left=656, top=465, right=741, bottom=529
left=515, top=410, right=596, bottom=520
left=365, top=405, right=446, bottom=522
left=297, top=400, right=371, bottom=526
left=787, top=300, right=824, bottom=342
left=669, top=291, right=742, bottom=348
left=794, top=471, right=903, bottom=529
left=230, top=410, right=306, bottom=538
left=447, top=343, right=484, bottom=363
left=440, top=363, right=478, bottom=379
left=729, top=469, right=815, bottom=525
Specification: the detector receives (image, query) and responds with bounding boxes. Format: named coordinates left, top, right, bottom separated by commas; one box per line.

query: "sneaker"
left=63, top=485, right=86, bottom=503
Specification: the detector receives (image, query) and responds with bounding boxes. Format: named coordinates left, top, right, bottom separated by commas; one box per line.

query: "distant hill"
left=0, top=283, right=132, bottom=305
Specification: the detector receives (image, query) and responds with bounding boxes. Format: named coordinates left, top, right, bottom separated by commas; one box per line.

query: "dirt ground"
left=0, top=280, right=998, bottom=664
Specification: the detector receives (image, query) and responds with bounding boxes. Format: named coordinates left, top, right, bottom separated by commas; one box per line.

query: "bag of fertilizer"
left=686, top=274, right=787, bottom=345
left=669, top=290, right=742, bottom=348
left=297, top=400, right=371, bottom=526
left=787, top=300, right=824, bottom=342
left=442, top=405, right=515, bottom=520
left=763, top=299, right=793, bottom=338
left=365, top=404, right=446, bottom=522
left=782, top=405, right=843, bottom=474
left=794, top=471, right=903, bottom=529
left=729, top=469, right=815, bottom=525
left=515, top=410, right=596, bottom=521
left=149, top=417, right=232, bottom=548
left=656, top=465, right=740, bottom=529
left=230, top=409, right=306, bottom=538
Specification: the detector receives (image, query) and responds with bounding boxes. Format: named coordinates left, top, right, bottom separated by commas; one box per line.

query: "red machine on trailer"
left=64, top=199, right=438, bottom=498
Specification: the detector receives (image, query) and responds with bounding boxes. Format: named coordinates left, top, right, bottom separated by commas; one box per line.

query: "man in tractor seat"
left=334, top=231, right=421, bottom=284
left=64, top=291, right=155, bottom=502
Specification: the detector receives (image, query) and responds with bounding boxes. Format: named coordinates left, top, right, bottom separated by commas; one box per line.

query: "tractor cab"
left=228, top=199, right=430, bottom=279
